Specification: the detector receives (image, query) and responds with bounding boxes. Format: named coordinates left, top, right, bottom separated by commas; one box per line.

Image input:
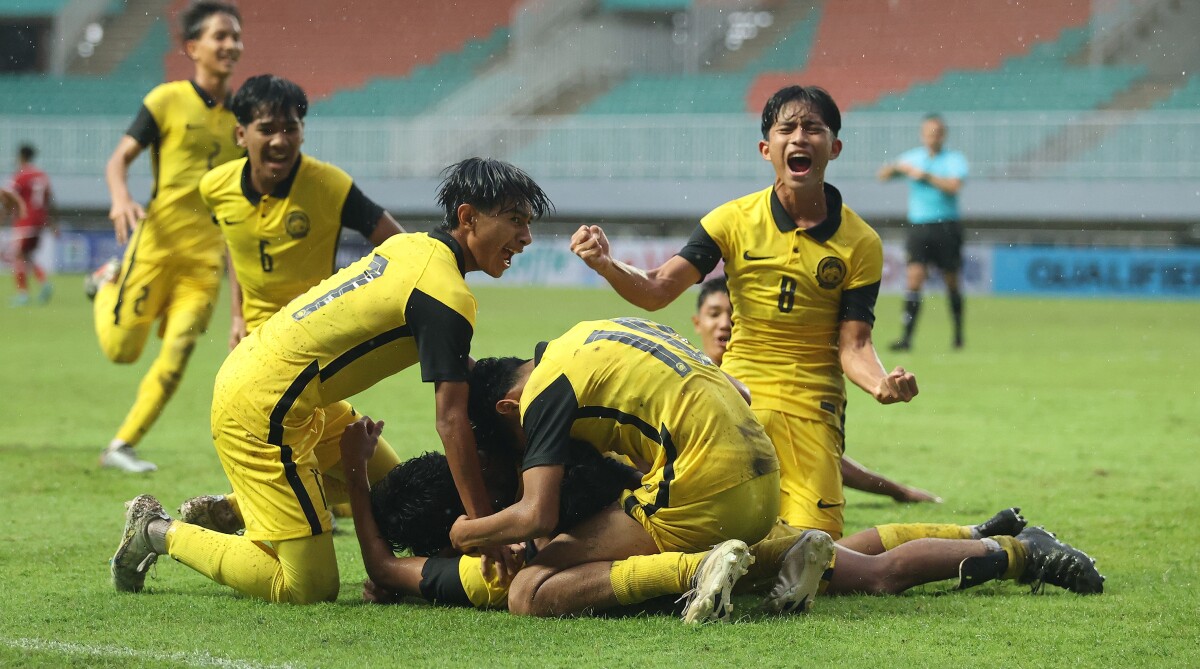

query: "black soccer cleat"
left=1017, top=527, right=1105, bottom=595
left=888, top=339, right=911, bottom=352
left=973, top=507, right=1027, bottom=538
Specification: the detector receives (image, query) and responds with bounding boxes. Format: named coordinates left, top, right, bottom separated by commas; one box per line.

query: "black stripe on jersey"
left=126, top=104, right=160, bottom=147
left=611, top=317, right=709, bottom=365
left=341, top=183, right=385, bottom=238
left=677, top=224, right=722, bottom=278
left=319, top=325, right=412, bottom=381
left=840, top=281, right=881, bottom=325
left=268, top=360, right=323, bottom=536
left=584, top=330, right=692, bottom=378
left=111, top=223, right=145, bottom=325
left=575, top=406, right=678, bottom=516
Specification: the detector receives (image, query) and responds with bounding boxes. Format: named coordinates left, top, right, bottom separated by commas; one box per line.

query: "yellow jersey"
left=519, top=318, right=779, bottom=511
left=678, top=184, right=883, bottom=425
left=215, top=231, right=476, bottom=442
left=125, top=80, right=242, bottom=266
left=200, top=155, right=385, bottom=330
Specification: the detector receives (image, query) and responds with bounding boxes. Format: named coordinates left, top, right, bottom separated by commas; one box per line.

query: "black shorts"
left=905, top=220, right=963, bottom=272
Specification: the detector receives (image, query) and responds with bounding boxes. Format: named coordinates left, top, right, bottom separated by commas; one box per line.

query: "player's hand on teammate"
left=339, top=416, right=384, bottom=468
left=448, top=517, right=524, bottom=585
left=570, top=225, right=613, bottom=272
left=872, top=366, right=918, bottom=404
left=229, top=315, right=248, bottom=351
left=108, top=195, right=146, bottom=245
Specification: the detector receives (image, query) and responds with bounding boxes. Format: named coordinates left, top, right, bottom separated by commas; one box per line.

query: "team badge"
left=816, top=256, right=846, bottom=289
left=285, top=211, right=311, bottom=239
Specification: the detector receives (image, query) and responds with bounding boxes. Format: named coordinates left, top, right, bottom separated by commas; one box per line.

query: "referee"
left=878, top=113, right=969, bottom=351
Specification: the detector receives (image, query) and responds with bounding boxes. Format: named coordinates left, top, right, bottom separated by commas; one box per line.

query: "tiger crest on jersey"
left=816, top=257, right=847, bottom=289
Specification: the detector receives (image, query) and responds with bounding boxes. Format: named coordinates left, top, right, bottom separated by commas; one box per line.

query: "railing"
left=3, top=110, right=1199, bottom=180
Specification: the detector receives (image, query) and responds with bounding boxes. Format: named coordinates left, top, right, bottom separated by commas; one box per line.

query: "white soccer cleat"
left=100, top=444, right=157, bottom=473
left=111, top=494, right=170, bottom=593
left=178, top=494, right=244, bottom=534
left=679, top=539, right=752, bottom=624
left=83, top=257, right=119, bottom=301
left=762, top=529, right=835, bottom=614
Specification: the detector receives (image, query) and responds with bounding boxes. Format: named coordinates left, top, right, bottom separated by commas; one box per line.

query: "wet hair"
left=180, top=1, right=240, bottom=43
left=696, top=275, right=729, bottom=311
left=435, top=158, right=554, bottom=231
left=760, top=85, right=842, bottom=139
left=18, top=144, right=35, bottom=162
left=466, top=356, right=529, bottom=452
left=231, top=74, right=308, bottom=126
left=923, top=113, right=945, bottom=125
left=371, top=445, right=641, bottom=556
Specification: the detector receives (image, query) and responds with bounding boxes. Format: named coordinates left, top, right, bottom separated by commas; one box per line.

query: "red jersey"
left=8, top=165, right=52, bottom=229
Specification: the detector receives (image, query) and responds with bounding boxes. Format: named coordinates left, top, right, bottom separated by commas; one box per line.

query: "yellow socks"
left=876, top=523, right=972, bottom=551
left=610, top=552, right=704, bottom=605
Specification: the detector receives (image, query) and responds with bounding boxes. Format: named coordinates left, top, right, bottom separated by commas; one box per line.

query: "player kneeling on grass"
left=109, top=157, right=553, bottom=604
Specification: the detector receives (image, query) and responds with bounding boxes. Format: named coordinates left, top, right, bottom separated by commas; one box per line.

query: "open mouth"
left=501, top=247, right=517, bottom=268
left=787, top=154, right=812, bottom=175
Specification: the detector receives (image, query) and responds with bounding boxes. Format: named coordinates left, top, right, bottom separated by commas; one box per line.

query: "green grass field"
left=1, top=276, right=1197, bottom=668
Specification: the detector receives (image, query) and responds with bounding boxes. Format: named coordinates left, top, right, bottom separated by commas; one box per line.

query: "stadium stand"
left=748, top=0, right=1093, bottom=111
left=161, top=0, right=521, bottom=100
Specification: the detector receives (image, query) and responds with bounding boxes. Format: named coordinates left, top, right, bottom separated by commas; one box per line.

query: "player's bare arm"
left=104, top=135, right=147, bottom=245
left=434, top=380, right=495, bottom=519
left=449, top=464, right=565, bottom=550
left=0, top=187, right=26, bottom=221
left=838, top=319, right=918, bottom=404
left=339, top=417, right=426, bottom=597
left=570, top=224, right=700, bottom=310
left=841, top=455, right=941, bottom=503
left=368, top=211, right=405, bottom=245
left=225, top=248, right=247, bottom=351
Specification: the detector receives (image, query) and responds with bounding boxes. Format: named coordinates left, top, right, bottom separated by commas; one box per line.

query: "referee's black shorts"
left=904, top=220, right=963, bottom=272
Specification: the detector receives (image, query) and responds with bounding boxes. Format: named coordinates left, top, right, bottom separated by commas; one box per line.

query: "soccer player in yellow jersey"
left=571, top=85, right=918, bottom=540
left=692, top=276, right=942, bottom=504
left=110, top=158, right=553, bottom=604
left=93, top=2, right=244, bottom=473
left=178, top=74, right=407, bottom=532
left=443, top=318, right=838, bottom=622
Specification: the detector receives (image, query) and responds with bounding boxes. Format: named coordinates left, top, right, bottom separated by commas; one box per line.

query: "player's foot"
left=111, top=494, right=170, bottom=593
left=1018, top=527, right=1105, bottom=595
left=37, top=282, right=53, bottom=304
left=10, top=292, right=30, bottom=307
left=889, top=339, right=911, bottom=352
left=100, top=443, right=157, bottom=473
left=762, top=529, right=835, bottom=614
left=953, top=333, right=964, bottom=349
left=84, top=257, right=119, bottom=301
left=179, top=494, right=244, bottom=534
left=679, top=540, right=752, bottom=624
left=972, top=507, right=1027, bottom=538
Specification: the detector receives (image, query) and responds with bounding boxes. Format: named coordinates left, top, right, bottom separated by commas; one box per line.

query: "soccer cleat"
left=972, top=507, right=1027, bottom=539
left=179, top=494, right=244, bottom=534
left=1018, top=527, right=1105, bottom=595
left=10, top=292, right=30, bottom=307
left=100, top=444, right=158, bottom=473
left=37, top=282, right=53, bottom=304
left=889, top=339, right=911, bottom=352
left=679, top=540, right=752, bottom=624
left=83, top=257, right=119, bottom=301
left=111, top=494, right=170, bottom=593
left=762, top=529, right=835, bottom=614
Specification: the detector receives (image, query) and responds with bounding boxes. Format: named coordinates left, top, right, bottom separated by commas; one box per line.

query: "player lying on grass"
left=459, top=320, right=1104, bottom=608
left=342, top=415, right=1103, bottom=618
left=110, top=157, right=553, bottom=604
left=692, top=276, right=942, bottom=504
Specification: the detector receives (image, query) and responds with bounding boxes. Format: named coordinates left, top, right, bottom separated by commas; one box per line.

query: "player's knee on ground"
left=505, top=564, right=557, bottom=617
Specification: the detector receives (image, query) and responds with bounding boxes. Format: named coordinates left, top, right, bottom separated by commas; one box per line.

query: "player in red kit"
left=7, top=144, right=55, bottom=306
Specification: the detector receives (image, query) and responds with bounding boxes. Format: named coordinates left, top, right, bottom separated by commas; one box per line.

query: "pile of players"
left=102, top=2, right=1103, bottom=623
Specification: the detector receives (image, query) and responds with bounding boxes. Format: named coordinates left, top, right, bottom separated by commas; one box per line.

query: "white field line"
left=3, top=637, right=301, bottom=669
